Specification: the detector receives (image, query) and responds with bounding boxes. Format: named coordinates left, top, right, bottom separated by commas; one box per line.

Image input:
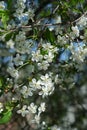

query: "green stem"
left=17, top=62, right=30, bottom=70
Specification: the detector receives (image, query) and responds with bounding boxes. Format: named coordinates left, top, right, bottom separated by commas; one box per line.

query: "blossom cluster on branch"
left=0, top=0, right=87, bottom=130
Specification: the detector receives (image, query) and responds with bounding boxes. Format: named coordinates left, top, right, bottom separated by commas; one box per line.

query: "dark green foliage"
left=0, top=109, right=12, bottom=124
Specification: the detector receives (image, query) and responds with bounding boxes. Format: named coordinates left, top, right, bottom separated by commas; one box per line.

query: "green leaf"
left=46, top=128, right=51, bottom=130
left=0, top=79, right=2, bottom=88
left=44, top=28, right=55, bottom=43
left=68, top=0, right=84, bottom=7
left=7, top=0, right=13, bottom=10
left=1, top=14, right=9, bottom=29
left=0, top=77, right=4, bottom=88
left=40, top=8, right=51, bottom=17
left=0, top=109, right=12, bottom=124
left=0, top=9, right=9, bottom=29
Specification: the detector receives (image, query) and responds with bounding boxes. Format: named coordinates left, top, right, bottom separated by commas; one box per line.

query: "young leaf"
left=44, top=28, right=55, bottom=43
left=0, top=109, right=12, bottom=124
left=7, top=0, right=13, bottom=10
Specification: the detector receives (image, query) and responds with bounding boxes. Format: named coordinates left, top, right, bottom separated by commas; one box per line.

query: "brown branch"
left=22, top=23, right=61, bottom=28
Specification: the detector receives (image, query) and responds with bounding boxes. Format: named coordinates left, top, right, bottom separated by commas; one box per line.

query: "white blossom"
left=69, top=43, right=86, bottom=62
left=57, top=35, right=69, bottom=45
left=34, top=114, right=40, bottom=124
left=37, top=61, right=49, bottom=70
left=7, top=67, right=19, bottom=79
left=6, top=39, right=15, bottom=49
left=28, top=103, right=37, bottom=114
left=77, top=16, right=87, bottom=27
left=20, top=86, right=33, bottom=98
left=71, top=26, right=79, bottom=37
left=39, top=74, right=54, bottom=98
left=29, top=78, right=41, bottom=89
left=15, top=31, right=26, bottom=42
left=28, top=8, right=35, bottom=21
left=0, top=1, right=6, bottom=9
left=39, top=85, right=54, bottom=98
left=55, top=15, right=61, bottom=24
left=42, top=42, right=54, bottom=51
left=44, top=51, right=54, bottom=63
left=40, top=74, right=52, bottom=85
left=32, top=50, right=43, bottom=62
left=17, top=105, right=29, bottom=117
left=13, top=54, right=24, bottom=66
left=38, top=102, right=46, bottom=113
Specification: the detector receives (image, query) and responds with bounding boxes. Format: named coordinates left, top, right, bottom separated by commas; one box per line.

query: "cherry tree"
left=0, top=0, right=87, bottom=130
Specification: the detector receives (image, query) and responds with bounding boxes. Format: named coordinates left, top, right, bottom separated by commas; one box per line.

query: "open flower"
left=17, top=105, right=29, bottom=117
left=28, top=103, right=37, bottom=114
left=20, top=86, right=33, bottom=98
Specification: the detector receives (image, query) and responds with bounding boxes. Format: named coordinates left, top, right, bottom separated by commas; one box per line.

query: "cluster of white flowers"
left=7, top=67, right=19, bottom=79
left=38, top=74, right=54, bottom=98
left=5, top=35, right=57, bottom=125
left=32, top=50, right=43, bottom=62
left=0, top=1, right=6, bottom=10
left=32, top=42, right=58, bottom=70
left=77, top=16, right=87, bottom=27
left=67, top=25, right=80, bottom=40
left=57, top=35, right=69, bottom=45
left=29, top=78, right=41, bottom=90
left=14, top=0, right=26, bottom=18
left=69, top=43, right=87, bottom=63
left=14, top=0, right=34, bottom=25
left=15, top=31, right=34, bottom=54
left=13, top=54, right=24, bottom=66
left=20, top=85, right=33, bottom=98
left=17, top=102, right=45, bottom=124
left=20, top=73, right=54, bottom=99
left=6, top=39, right=15, bottom=49
left=17, top=105, right=29, bottom=117
left=0, top=0, right=87, bottom=129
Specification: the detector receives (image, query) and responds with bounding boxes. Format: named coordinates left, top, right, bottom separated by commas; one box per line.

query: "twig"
left=53, top=5, right=59, bottom=14
left=22, top=23, right=61, bottom=28
left=72, top=11, right=87, bottom=24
